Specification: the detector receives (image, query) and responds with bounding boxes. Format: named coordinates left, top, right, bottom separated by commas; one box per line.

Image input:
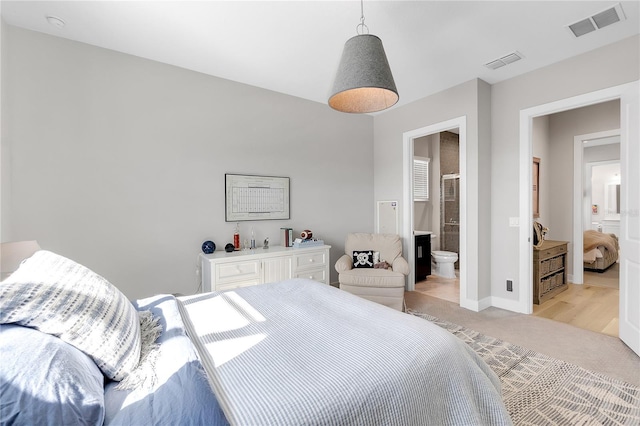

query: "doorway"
left=528, top=105, right=621, bottom=336
left=402, top=116, right=466, bottom=306
left=412, top=131, right=461, bottom=304
left=518, top=81, right=639, bottom=356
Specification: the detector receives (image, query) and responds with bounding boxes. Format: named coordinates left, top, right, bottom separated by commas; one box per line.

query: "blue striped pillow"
left=0, top=250, right=141, bottom=381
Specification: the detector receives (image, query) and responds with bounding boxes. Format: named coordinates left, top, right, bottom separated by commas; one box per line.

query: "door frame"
left=572, top=130, right=620, bottom=285
left=402, top=116, right=466, bottom=297
left=518, top=82, right=636, bottom=315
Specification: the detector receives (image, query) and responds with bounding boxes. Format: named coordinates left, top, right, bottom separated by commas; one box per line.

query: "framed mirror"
left=604, top=182, right=620, bottom=220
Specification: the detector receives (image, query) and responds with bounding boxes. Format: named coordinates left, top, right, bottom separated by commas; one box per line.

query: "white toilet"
left=431, top=250, right=458, bottom=279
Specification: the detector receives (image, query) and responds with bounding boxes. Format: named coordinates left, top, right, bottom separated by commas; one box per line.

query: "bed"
left=0, top=250, right=512, bottom=425
left=583, top=230, right=619, bottom=272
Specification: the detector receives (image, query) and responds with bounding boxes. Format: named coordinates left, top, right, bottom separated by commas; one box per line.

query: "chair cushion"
left=352, top=250, right=375, bottom=268
left=339, top=268, right=405, bottom=288
left=345, top=233, right=403, bottom=265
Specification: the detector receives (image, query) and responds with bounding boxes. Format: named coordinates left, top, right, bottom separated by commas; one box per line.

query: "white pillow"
left=0, top=250, right=141, bottom=381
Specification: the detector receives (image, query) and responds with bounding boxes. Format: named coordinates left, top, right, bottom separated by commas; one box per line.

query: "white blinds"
left=413, top=157, right=430, bottom=202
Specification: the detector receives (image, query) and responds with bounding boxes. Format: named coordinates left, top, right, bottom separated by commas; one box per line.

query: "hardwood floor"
left=532, top=283, right=619, bottom=337
left=414, top=264, right=619, bottom=337
left=533, top=264, right=620, bottom=337
left=414, top=273, right=460, bottom=304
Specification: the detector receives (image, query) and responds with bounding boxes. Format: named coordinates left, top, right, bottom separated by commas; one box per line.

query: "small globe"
left=202, top=240, right=216, bottom=254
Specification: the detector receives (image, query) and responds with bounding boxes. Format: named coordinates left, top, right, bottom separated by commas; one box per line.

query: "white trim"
left=572, top=130, right=620, bottom=285
left=519, top=82, right=636, bottom=315
left=460, top=296, right=492, bottom=312
left=403, top=116, right=466, bottom=295
left=491, top=296, right=524, bottom=313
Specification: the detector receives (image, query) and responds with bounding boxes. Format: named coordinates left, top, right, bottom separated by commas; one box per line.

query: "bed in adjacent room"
left=0, top=250, right=512, bottom=425
left=583, top=230, right=619, bottom=272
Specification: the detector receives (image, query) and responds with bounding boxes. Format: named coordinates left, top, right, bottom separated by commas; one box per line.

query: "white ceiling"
left=2, top=1, right=639, bottom=112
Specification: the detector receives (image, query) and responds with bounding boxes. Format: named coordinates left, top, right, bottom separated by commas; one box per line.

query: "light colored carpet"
left=405, top=291, right=640, bottom=386
left=409, top=310, right=640, bottom=426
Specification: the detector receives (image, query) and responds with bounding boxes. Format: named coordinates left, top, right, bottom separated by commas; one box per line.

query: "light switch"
left=509, top=217, right=519, bottom=227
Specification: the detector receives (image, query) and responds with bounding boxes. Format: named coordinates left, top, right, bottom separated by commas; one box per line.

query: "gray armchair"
left=335, top=233, right=409, bottom=311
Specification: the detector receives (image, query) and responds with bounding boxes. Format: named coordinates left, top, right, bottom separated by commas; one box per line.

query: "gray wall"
left=3, top=23, right=638, bottom=310
left=490, top=35, right=638, bottom=304
left=1, top=25, right=373, bottom=299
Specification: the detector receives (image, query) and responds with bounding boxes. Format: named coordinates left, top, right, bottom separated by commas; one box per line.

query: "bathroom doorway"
left=406, top=124, right=461, bottom=304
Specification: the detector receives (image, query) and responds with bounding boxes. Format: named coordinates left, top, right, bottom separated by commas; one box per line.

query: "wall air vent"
left=484, top=51, right=523, bottom=71
left=567, top=3, right=626, bottom=38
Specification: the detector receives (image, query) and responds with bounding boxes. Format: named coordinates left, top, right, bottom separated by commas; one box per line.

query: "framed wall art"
left=225, top=174, right=290, bottom=221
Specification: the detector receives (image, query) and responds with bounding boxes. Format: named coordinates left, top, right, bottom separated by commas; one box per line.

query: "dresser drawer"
left=534, top=244, right=566, bottom=261
left=293, top=268, right=327, bottom=284
left=294, top=251, right=327, bottom=271
left=215, top=260, right=260, bottom=283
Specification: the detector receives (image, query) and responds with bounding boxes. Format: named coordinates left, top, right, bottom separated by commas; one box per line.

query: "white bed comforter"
left=178, top=279, right=512, bottom=426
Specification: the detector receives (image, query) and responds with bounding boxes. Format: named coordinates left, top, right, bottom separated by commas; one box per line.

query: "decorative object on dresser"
left=292, top=238, right=325, bottom=248
left=200, top=245, right=331, bottom=292
left=280, top=227, right=294, bottom=247
left=201, top=240, right=216, bottom=254
left=335, top=233, right=409, bottom=311
left=533, top=240, right=568, bottom=304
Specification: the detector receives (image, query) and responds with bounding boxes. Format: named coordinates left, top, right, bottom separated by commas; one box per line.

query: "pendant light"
left=329, top=0, right=398, bottom=113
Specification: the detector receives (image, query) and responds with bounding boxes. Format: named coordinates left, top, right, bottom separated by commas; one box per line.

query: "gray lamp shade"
left=329, top=34, right=398, bottom=113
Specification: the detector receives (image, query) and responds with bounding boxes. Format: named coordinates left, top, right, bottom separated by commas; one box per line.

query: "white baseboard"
left=459, top=296, right=492, bottom=312
left=491, top=296, right=526, bottom=313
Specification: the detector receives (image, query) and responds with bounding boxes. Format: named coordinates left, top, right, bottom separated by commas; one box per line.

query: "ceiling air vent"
left=484, top=51, right=523, bottom=70
left=568, top=19, right=596, bottom=37
left=567, top=3, right=626, bottom=38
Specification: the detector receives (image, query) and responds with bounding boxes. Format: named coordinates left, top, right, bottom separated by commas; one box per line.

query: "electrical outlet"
left=507, top=279, right=513, bottom=292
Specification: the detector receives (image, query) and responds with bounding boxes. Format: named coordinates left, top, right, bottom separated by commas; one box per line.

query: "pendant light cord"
left=356, top=0, right=369, bottom=34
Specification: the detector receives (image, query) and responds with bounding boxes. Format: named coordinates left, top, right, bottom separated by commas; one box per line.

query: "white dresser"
left=199, top=245, right=331, bottom=293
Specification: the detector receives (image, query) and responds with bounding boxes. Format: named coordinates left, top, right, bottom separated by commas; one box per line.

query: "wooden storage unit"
left=533, top=240, right=568, bottom=304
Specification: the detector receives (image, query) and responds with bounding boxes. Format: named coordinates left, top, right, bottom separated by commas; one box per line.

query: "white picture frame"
left=225, top=174, right=290, bottom=221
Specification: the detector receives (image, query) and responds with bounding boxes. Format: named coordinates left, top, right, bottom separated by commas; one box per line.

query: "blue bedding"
left=104, top=295, right=228, bottom=426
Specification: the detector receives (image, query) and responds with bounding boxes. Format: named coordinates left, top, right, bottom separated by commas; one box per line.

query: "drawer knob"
left=309, top=259, right=314, bottom=263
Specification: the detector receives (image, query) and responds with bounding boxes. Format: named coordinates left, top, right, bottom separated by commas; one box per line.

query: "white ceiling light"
left=45, top=15, right=66, bottom=29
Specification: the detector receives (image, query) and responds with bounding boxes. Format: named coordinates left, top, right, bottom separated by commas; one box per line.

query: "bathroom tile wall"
left=440, top=131, right=460, bottom=267
left=440, top=131, right=460, bottom=175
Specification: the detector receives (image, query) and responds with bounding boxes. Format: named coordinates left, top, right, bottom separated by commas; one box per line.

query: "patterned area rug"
left=408, top=310, right=640, bottom=425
